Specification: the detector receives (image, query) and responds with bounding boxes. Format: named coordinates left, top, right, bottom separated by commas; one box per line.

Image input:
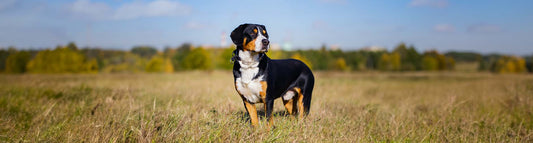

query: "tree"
left=66, top=42, right=78, bottom=51
left=390, top=52, right=401, bottom=71
left=27, top=46, right=96, bottom=73
left=146, top=56, right=173, bottom=73
left=101, top=52, right=145, bottom=73
left=422, top=56, right=438, bottom=71
left=490, top=56, right=526, bottom=73
left=423, top=50, right=454, bottom=71
left=172, top=43, right=193, bottom=70
left=332, top=58, right=348, bottom=71
left=378, top=53, right=391, bottom=71
left=404, top=46, right=422, bottom=70
left=131, top=46, right=157, bottom=59
left=182, top=47, right=213, bottom=70
left=5, top=50, right=31, bottom=73
left=217, top=46, right=234, bottom=70
left=0, top=49, right=11, bottom=72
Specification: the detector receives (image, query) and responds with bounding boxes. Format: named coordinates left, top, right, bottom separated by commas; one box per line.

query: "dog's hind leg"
left=294, top=87, right=306, bottom=119
left=283, top=98, right=297, bottom=116
left=302, top=75, right=314, bottom=116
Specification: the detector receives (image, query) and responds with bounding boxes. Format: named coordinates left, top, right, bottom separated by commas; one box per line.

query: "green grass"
left=0, top=71, right=532, bottom=142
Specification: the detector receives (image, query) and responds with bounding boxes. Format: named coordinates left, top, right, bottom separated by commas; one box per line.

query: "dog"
left=230, top=23, right=315, bottom=128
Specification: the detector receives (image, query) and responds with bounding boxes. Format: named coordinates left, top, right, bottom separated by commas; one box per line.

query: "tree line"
left=0, top=42, right=531, bottom=74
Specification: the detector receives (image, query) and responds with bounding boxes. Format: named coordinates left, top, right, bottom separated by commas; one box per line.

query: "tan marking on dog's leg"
left=283, top=99, right=294, bottom=115
left=260, top=81, right=267, bottom=102
left=243, top=100, right=258, bottom=126
left=295, top=87, right=305, bottom=119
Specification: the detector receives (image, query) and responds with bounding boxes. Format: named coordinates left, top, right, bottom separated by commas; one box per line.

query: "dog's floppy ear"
left=230, top=24, right=249, bottom=46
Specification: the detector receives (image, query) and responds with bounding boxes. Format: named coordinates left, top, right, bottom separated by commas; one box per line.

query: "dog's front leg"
left=243, top=100, right=258, bottom=126
left=265, top=99, right=274, bottom=129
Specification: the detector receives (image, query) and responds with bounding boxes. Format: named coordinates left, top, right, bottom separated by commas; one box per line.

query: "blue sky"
left=0, top=0, right=532, bottom=55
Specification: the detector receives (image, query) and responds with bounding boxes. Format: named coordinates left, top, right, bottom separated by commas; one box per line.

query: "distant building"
left=282, top=42, right=292, bottom=51
left=330, top=45, right=340, bottom=50
left=220, top=32, right=227, bottom=47
left=360, top=46, right=386, bottom=52
left=270, top=43, right=281, bottom=50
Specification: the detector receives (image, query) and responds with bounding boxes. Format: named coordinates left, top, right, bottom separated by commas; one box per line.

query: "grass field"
left=1, top=71, right=532, bottom=142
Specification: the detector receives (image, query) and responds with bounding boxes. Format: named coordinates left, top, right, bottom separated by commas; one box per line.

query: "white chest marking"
left=235, top=50, right=264, bottom=103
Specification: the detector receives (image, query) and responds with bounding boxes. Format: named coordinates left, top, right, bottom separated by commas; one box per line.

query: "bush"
left=5, top=51, right=31, bottom=73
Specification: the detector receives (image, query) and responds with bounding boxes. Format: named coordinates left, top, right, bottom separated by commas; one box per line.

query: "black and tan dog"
left=230, top=23, right=315, bottom=127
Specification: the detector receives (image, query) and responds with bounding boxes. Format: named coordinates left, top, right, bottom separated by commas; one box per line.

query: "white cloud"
left=468, top=24, right=501, bottom=33
left=434, top=24, right=455, bottom=32
left=68, top=0, right=112, bottom=20
left=409, top=0, right=448, bottom=8
left=67, top=0, right=191, bottom=20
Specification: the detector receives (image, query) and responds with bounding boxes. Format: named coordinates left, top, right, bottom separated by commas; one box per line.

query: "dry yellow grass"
left=0, top=71, right=532, bottom=142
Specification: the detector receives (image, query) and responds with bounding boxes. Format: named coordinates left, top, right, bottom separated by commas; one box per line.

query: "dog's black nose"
left=262, top=39, right=269, bottom=45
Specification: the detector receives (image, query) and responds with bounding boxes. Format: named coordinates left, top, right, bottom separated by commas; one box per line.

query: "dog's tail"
left=302, top=73, right=314, bottom=116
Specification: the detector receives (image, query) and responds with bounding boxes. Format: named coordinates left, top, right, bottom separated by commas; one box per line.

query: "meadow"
left=0, top=71, right=532, bottom=142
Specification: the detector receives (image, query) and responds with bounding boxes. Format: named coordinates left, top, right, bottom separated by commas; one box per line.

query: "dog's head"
left=230, top=23, right=270, bottom=53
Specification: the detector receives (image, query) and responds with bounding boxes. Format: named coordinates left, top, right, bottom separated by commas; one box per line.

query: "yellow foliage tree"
left=422, top=56, right=438, bottom=71
left=27, top=46, right=97, bottom=73
left=332, top=58, right=348, bottom=71
left=146, top=56, right=173, bottom=73
left=165, top=58, right=174, bottom=73
left=390, top=52, right=401, bottom=71
left=378, top=53, right=391, bottom=71
left=492, top=56, right=526, bottom=73
left=183, top=47, right=213, bottom=70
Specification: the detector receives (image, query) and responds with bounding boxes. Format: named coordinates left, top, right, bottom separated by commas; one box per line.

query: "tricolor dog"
left=230, top=23, right=315, bottom=127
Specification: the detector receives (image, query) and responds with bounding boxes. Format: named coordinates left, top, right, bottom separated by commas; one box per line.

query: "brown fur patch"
left=243, top=38, right=256, bottom=51
left=243, top=100, right=258, bottom=126
left=260, top=81, right=267, bottom=102
left=262, top=30, right=266, bottom=34
left=283, top=98, right=295, bottom=115
left=253, top=29, right=257, bottom=33
left=295, top=87, right=304, bottom=119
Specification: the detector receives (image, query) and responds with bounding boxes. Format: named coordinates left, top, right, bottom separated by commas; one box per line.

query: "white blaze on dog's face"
left=254, top=26, right=269, bottom=52
left=230, top=24, right=270, bottom=53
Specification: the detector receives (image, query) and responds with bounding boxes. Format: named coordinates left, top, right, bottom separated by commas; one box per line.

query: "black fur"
left=230, top=23, right=315, bottom=125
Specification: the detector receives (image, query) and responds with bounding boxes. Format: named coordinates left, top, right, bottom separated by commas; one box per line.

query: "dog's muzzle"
left=261, top=39, right=269, bottom=52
